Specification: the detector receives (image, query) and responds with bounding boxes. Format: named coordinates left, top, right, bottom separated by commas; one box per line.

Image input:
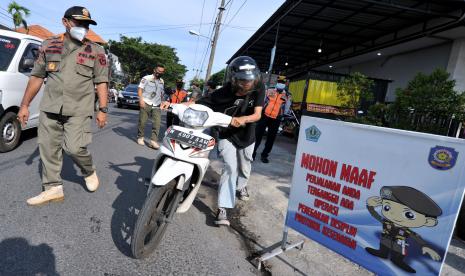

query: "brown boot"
left=27, top=186, right=64, bottom=206
left=85, top=171, right=99, bottom=192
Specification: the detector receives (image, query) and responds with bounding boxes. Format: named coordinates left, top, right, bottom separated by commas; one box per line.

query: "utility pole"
left=205, top=0, right=226, bottom=82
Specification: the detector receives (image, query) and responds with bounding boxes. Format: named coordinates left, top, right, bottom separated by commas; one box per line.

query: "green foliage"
left=7, top=1, right=30, bottom=30
left=351, top=69, right=465, bottom=136
left=347, top=103, right=388, bottom=126
left=393, top=68, right=464, bottom=116
left=337, top=72, right=374, bottom=110
left=209, top=68, right=226, bottom=86
left=388, top=68, right=465, bottom=134
left=107, top=36, right=186, bottom=88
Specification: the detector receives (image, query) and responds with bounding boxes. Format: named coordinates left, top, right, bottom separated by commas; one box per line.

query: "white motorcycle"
left=131, top=103, right=232, bottom=259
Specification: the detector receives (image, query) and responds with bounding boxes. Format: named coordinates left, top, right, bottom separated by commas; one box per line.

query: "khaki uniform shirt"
left=31, top=33, right=109, bottom=116
left=138, top=74, right=164, bottom=106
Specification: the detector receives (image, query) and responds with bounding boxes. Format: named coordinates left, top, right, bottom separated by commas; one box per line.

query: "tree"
left=7, top=1, right=30, bottom=31
left=208, top=68, right=226, bottom=86
left=353, top=68, right=465, bottom=135
left=336, top=72, right=374, bottom=111
left=107, top=36, right=187, bottom=88
left=389, top=68, right=465, bottom=134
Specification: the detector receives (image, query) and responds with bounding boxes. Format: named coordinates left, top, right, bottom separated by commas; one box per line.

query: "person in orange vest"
left=253, top=76, right=290, bottom=163
left=166, top=79, right=188, bottom=127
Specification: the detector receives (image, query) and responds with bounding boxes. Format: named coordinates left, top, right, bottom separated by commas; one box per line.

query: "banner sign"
left=306, top=103, right=355, bottom=116
left=286, top=116, right=465, bottom=275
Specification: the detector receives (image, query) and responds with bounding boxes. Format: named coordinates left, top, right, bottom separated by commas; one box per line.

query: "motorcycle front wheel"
left=131, top=176, right=183, bottom=259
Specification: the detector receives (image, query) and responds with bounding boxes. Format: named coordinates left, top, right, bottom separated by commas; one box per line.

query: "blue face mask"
left=276, top=83, right=286, bottom=91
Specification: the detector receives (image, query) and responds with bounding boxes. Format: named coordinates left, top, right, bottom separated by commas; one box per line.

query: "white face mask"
left=276, top=83, right=286, bottom=91
left=69, top=27, right=88, bottom=41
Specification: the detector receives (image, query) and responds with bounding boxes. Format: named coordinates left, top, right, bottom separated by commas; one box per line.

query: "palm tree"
left=7, top=1, right=30, bottom=31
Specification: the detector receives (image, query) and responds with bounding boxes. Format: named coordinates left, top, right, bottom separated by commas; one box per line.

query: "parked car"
left=117, top=84, right=139, bottom=108
left=0, top=30, right=43, bottom=152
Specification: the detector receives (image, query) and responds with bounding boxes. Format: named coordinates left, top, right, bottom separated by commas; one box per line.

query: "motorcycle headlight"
left=182, top=108, right=209, bottom=127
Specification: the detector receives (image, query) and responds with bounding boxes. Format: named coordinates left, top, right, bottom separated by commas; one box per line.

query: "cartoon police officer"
left=365, top=186, right=443, bottom=273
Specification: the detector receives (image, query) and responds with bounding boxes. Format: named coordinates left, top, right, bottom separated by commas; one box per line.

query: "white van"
left=0, top=30, right=43, bottom=152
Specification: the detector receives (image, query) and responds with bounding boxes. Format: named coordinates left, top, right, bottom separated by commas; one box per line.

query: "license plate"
left=166, top=129, right=210, bottom=149
left=127, top=100, right=135, bottom=103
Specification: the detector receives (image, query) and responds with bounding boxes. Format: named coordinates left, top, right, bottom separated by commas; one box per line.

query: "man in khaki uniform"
left=17, top=6, right=109, bottom=206
left=137, top=65, right=165, bottom=149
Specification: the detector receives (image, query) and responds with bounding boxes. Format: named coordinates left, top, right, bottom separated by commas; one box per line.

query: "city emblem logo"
left=428, top=146, right=458, bottom=170
left=305, top=125, right=321, bottom=142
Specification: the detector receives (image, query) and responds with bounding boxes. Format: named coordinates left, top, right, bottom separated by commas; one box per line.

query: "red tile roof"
left=17, top=25, right=54, bottom=39
left=16, top=24, right=107, bottom=44
left=86, top=29, right=106, bottom=44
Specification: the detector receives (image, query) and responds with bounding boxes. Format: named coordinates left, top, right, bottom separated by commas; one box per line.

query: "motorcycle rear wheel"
left=131, top=177, right=183, bottom=258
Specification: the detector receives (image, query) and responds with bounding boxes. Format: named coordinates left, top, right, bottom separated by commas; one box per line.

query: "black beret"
left=380, top=186, right=442, bottom=217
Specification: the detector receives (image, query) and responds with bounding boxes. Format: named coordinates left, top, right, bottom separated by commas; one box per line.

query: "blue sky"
left=0, top=0, right=284, bottom=82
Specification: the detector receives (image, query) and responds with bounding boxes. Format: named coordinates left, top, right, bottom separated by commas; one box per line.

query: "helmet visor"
left=234, top=70, right=257, bottom=81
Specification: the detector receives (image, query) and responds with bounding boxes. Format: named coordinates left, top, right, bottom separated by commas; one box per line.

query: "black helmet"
left=207, top=80, right=216, bottom=87
left=227, top=56, right=261, bottom=92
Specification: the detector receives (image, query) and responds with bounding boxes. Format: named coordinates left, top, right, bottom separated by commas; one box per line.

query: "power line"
left=192, top=0, right=207, bottom=78
left=0, top=10, right=13, bottom=20
left=221, top=0, right=234, bottom=28
left=198, top=17, right=217, bottom=79
left=96, top=21, right=214, bottom=30
left=225, top=0, right=248, bottom=26
left=100, top=24, right=205, bottom=36
left=196, top=0, right=220, bottom=80
left=15, top=6, right=58, bottom=25
left=223, top=25, right=256, bottom=31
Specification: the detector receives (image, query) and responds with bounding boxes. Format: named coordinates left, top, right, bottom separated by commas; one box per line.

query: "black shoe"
left=391, top=253, right=416, bottom=273
left=261, top=156, right=269, bottom=163
left=214, top=208, right=230, bottom=226
left=365, top=247, right=389, bottom=259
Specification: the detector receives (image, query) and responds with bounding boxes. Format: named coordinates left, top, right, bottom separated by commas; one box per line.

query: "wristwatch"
left=99, top=106, right=109, bottom=113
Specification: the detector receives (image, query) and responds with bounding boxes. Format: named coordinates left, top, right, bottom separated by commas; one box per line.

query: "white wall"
left=447, top=38, right=465, bottom=93
left=333, top=43, right=452, bottom=102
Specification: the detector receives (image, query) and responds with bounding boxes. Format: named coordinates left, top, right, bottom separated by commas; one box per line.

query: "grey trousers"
left=38, top=111, right=94, bottom=190
left=217, top=139, right=254, bottom=208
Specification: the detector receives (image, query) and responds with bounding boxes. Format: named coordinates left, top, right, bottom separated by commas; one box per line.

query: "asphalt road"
left=0, top=106, right=257, bottom=276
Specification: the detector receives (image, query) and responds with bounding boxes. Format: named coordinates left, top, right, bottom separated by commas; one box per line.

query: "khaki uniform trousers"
left=137, top=104, right=161, bottom=141
left=38, top=111, right=94, bottom=190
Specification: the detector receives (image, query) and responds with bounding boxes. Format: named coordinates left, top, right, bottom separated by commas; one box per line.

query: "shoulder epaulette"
left=46, top=33, right=65, bottom=42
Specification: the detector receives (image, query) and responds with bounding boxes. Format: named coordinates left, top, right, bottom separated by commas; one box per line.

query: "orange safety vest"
left=170, top=89, right=188, bottom=103
left=264, top=89, right=287, bottom=119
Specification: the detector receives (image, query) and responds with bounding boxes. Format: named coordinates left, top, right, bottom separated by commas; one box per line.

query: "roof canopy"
left=228, top=0, right=465, bottom=76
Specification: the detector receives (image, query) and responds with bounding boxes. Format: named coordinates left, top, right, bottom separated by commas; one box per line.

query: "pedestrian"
left=189, top=81, right=202, bottom=102
left=163, top=56, right=264, bottom=226
left=137, top=64, right=165, bottom=149
left=166, top=79, right=188, bottom=128
left=253, top=75, right=290, bottom=163
left=109, top=85, right=118, bottom=103
left=206, top=80, right=217, bottom=96
left=17, top=6, right=109, bottom=206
